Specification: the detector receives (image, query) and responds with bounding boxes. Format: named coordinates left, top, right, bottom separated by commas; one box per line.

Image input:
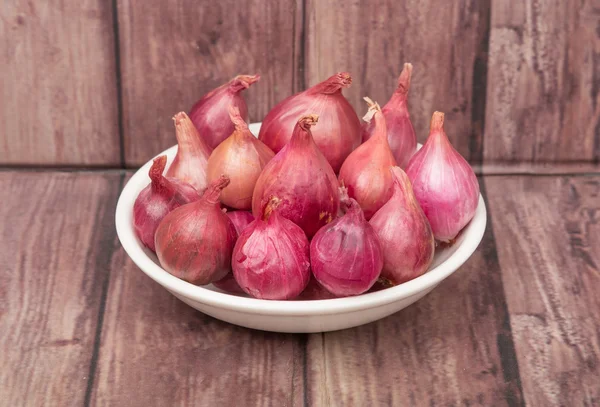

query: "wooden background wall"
left=2, top=0, right=599, bottom=170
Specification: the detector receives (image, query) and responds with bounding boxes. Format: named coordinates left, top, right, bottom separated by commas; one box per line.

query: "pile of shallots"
left=133, top=67, right=480, bottom=300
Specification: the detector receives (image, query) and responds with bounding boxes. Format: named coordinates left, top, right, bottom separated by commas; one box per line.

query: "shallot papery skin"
left=232, top=205, right=311, bottom=300
left=133, top=155, right=200, bottom=252
left=213, top=210, right=255, bottom=294
left=310, top=195, right=383, bottom=296
left=189, top=74, right=260, bottom=149
left=225, top=210, right=255, bottom=235
left=258, top=72, right=361, bottom=172
left=339, top=97, right=398, bottom=220
left=405, top=112, right=480, bottom=242
left=369, top=167, right=435, bottom=285
left=166, top=112, right=212, bottom=194
left=206, top=106, right=274, bottom=209
left=154, top=176, right=237, bottom=285
left=362, top=63, right=417, bottom=168
left=252, top=115, right=340, bottom=238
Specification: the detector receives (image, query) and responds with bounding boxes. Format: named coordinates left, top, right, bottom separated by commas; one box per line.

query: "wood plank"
left=0, top=172, right=121, bottom=406
left=119, top=0, right=303, bottom=166
left=486, top=176, right=600, bottom=406
left=476, top=162, right=600, bottom=176
left=0, top=1, right=120, bottom=165
left=305, top=181, right=524, bottom=406
left=484, top=0, right=600, bottom=164
left=304, top=0, right=491, bottom=162
left=90, top=187, right=305, bottom=406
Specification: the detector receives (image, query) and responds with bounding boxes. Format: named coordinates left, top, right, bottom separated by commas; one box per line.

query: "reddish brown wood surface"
left=304, top=0, right=490, bottom=162
left=1, top=172, right=599, bottom=406
left=0, top=172, right=121, bottom=406
left=2, top=1, right=599, bottom=168
left=2, top=1, right=600, bottom=168
left=476, top=162, right=600, bottom=176
left=487, top=176, right=600, bottom=406
left=0, top=1, right=120, bottom=165
left=484, top=0, right=600, bottom=164
left=118, top=0, right=303, bottom=166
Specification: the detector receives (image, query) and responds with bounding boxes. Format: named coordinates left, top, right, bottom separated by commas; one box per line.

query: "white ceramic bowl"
left=115, top=123, right=487, bottom=333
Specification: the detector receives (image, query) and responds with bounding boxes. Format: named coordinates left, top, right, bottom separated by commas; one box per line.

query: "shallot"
left=370, top=167, right=435, bottom=285
left=232, top=198, right=311, bottom=300
left=310, top=189, right=383, bottom=296
left=133, top=155, right=199, bottom=252
left=258, top=72, right=361, bottom=172
left=206, top=106, right=274, bottom=209
left=166, top=112, right=212, bottom=193
left=406, top=112, right=480, bottom=242
left=154, top=175, right=237, bottom=285
left=252, top=115, right=339, bottom=238
left=362, top=63, right=417, bottom=168
left=189, top=74, right=260, bottom=148
left=338, top=97, right=397, bottom=219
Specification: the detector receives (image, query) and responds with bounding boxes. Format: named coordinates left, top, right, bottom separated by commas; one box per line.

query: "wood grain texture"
left=304, top=0, right=490, bottom=162
left=484, top=0, right=600, bottom=164
left=476, top=162, right=600, bottom=175
left=90, top=229, right=305, bottom=406
left=0, top=1, right=120, bottom=165
left=0, top=172, right=121, bottom=406
left=487, top=176, right=600, bottom=406
left=305, top=182, right=524, bottom=406
left=119, top=0, right=303, bottom=166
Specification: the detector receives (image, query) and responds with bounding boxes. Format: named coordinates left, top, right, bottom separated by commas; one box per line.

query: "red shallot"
left=133, top=155, right=200, bottom=252
left=154, top=176, right=237, bottom=285
left=258, top=72, right=361, bottom=172
left=310, top=189, right=383, bottom=296
left=362, top=63, right=417, bottom=168
left=206, top=106, right=274, bottom=209
left=232, top=198, right=311, bottom=300
left=406, top=112, right=480, bottom=242
left=252, top=114, right=340, bottom=238
left=189, top=74, right=260, bottom=148
left=166, top=112, right=212, bottom=193
left=339, top=97, right=397, bottom=220
left=369, top=167, right=435, bottom=285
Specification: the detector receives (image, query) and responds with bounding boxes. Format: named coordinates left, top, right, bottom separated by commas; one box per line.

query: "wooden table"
left=1, top=171, right=598, bottom=407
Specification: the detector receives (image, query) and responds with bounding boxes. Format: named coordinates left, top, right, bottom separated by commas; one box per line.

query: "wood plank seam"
left=83, top=174, right=125, bottom=407
left=111, top=0, right=126, bottom=168
left=299, top=0, right=307, bottom=91
left=302, top=334, right=309, bottom=407
left=0, top=167, right=129, bottom=173
left=481, top=179, right=526, bottom=406
left=292, top=0, right=307, bottom=93
left=469, top=0, right=492, bottom=165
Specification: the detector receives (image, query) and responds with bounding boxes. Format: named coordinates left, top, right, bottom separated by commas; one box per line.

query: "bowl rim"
left=115, top=123, right=487, bottom=316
